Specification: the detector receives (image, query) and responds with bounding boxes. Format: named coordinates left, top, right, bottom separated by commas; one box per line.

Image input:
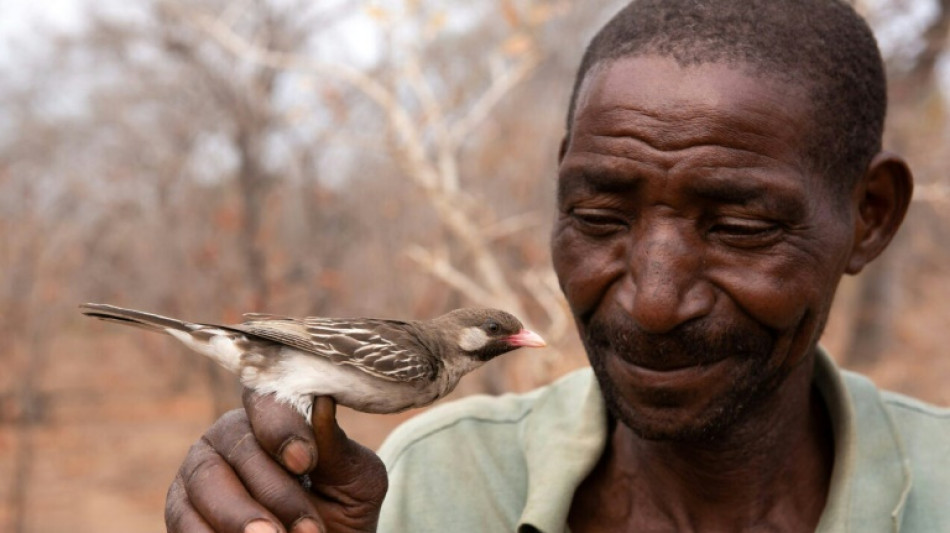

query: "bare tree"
left=168, top=0, right=587, bottom=390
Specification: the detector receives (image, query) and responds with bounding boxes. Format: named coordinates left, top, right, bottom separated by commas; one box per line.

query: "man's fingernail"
left=280, top=438, right=314, bottom=474
left=244, top=519, right=279, bottom=533
left=291, top=517, right=323, bottom=533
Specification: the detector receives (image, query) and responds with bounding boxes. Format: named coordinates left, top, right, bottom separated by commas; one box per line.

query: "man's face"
left=552, top=55, right=858, bottom=441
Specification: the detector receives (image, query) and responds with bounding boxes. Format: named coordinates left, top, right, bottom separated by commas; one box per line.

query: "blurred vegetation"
left=0, top=0, right=947, bottom=530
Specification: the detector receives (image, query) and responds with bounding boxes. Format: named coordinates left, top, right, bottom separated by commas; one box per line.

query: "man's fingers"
left=217, top=423, right=329, bottom=532
left=180, top=396, right=385, bottom=532
left=244, top=389, right=316, bottom=474
left=179, top=431, right=287, bottom=533
left=165, top=475, right=216, bottom=533
left=168, top=475, right=282, bottom=533
left=309, top=397, right=388, bottom=511
left=198, top=409, right=331, bottom=532
left=311, top=396, right=342, bottom=469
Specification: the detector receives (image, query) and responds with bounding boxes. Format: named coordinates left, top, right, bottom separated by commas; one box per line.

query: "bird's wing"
left=242, top=312, right=295, bottom=321
left=231, top=317, right=439, bottom=383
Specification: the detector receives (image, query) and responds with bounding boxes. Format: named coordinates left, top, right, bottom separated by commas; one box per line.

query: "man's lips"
left=615, top=350, right=728, bottom=372
left=608, top=354, right=732, bottom=388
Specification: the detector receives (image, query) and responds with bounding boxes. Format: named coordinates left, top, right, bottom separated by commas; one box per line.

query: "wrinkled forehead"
left=568, top=54, right=815, bottom=164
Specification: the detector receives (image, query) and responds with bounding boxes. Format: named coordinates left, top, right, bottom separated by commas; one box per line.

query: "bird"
left=79, top=303, right=546, bottom=419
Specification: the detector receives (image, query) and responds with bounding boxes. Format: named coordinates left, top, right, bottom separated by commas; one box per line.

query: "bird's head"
left=436, top=308, right=546, bottom=362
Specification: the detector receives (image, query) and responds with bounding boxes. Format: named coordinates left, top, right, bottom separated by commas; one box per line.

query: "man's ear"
left=845, top=151, right=914, bottom=274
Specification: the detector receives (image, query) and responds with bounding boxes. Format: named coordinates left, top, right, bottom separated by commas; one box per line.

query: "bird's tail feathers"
left=79, top=303, right=196, bottom=334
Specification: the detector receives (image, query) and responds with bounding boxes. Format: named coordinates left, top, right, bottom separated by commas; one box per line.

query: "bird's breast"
left=240, top=348, right=441, bottom=414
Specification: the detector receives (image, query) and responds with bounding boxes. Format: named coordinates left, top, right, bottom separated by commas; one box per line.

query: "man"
left=165, top=1, right=950, bottom=531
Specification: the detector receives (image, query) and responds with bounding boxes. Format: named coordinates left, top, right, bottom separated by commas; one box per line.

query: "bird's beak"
left=505, top=329, right=547, bottom=348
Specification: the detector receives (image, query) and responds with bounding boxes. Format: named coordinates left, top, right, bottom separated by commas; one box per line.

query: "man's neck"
left=569, top=363, right=834, bottom=532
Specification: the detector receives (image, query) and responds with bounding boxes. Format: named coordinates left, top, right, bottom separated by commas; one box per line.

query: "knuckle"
left=178, top=439, right=211, bottom=476
left=225, top=432, right=263, bottom=469
left=203, top=409, right=254, bottom=452
left=217, top=407, right=251, bottom=426
left=181, top=437, right=229, bottom=487
left=164, top=475, right=188, bottom=530
left=356, top=456, right=389, bottom=502
left=210, top=408, right=252, bottom=438
left=364, top=471, right=389, bottom=505
left=334, top=464, right=389, bottom=508
left=248, top=474, right=298, bottom=504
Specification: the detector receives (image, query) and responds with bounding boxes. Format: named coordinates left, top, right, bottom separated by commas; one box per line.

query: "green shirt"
left=377, top=350, right=950, bottom=532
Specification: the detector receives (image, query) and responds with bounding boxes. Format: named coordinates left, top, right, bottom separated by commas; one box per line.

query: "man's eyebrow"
left=686, top=178, right=807, bottom=217
left=688, top=180, right=765, bottom=204
left=557, top=174, right=632, bottom=207
left=557, top=165, right=643, bottom=197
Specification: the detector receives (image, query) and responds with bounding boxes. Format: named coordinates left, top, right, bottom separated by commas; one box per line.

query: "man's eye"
left=570, top=209, right=628, bottom=236
left=710, top=220, right=782, bottom=247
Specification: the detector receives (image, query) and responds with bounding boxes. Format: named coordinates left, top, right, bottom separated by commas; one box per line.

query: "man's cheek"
left=551, top=233, right=626, bottom=316
left=710, top=261, right=822, bottom=333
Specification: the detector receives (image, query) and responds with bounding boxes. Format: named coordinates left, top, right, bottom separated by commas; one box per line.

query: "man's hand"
left=165, top=391, right=388, bottom=533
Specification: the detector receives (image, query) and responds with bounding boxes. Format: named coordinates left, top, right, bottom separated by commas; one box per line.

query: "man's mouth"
left=583, top=312, right=775, bottom=375
left=616, top=350, right=727, bottom=372
left=608, top=353, right=733, bottom=390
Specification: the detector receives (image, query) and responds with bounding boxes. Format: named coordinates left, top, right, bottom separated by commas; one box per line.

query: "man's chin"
left=599, top=381, right=733, bottom=442
left=581, top=314, right=780, bottom=442
left=591, top=354, right=773, bottom=443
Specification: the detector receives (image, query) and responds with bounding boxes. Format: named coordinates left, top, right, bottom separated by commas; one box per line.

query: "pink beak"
left=505, top=329, right=547, bottom=348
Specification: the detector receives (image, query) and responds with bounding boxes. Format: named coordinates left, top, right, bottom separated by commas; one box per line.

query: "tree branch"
left=446, top=50, right=540, bottom=154
left=405, top=245, right=495, bottom=306
left=163, top=0, right=439, bottom=190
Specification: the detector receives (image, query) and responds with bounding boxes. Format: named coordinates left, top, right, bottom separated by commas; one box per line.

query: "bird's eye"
left=485, top=321, right=500, bottom=333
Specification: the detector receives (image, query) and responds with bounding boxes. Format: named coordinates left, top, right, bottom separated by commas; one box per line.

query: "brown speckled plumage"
left=79, top=303, right=545, bottom=419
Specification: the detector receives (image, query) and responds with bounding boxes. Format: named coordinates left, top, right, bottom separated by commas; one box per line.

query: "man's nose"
left=620, top=224, right=715, bottom=334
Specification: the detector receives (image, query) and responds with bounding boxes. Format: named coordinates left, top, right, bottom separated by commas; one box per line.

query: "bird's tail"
left=79, top=303, right=196, bottom=334
left=80, top=303, right=246, bottom=374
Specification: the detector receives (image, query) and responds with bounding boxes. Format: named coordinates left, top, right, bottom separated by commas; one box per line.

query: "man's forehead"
left=568, top=54, right=813, bottom=161
left=575, top=56, right=809, bottom=131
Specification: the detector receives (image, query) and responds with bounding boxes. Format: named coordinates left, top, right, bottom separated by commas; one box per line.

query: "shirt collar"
left=518, top=368, right=607, bottom=532
left=516, top=349, right=912, bottom=533
left=813, top=347, right=912, bottom=532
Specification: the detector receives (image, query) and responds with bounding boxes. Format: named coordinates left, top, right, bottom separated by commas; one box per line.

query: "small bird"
left=79, top=303, right=545, bottom=418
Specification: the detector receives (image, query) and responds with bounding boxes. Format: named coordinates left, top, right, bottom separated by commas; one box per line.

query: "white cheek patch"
left=457, top=327, right=489, bottom=352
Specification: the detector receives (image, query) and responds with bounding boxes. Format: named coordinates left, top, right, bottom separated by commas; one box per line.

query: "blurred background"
left=0, top=0, right=947, bottom=530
